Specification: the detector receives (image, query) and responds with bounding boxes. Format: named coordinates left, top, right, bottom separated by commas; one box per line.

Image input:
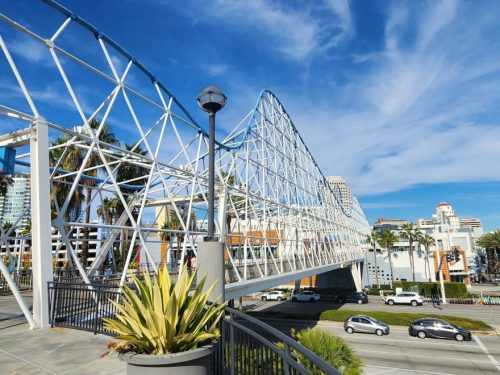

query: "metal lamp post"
left=196, top=85, right=227, bottom=303
left=196, top=86, right=227, bottom=241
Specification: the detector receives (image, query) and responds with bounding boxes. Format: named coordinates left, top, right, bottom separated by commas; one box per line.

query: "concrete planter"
left=120, top=344, right=215, bottom=375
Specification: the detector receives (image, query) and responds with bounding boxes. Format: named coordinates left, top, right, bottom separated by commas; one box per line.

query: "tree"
left=418, top=233, right=435, bottom=282
left=0, top=173, right=13, bottom=196
left=115, top=143, right=149, bottom=263
left=116, top=143, right=149, bottom=195
left=49, top=135, right=85, bottom=222
left=476, top=230, right=500, bottom=277
left=80, top=119, right=119, bottom=267
left=378, top=230, right=398, bottom=284
left=399, top=223, right=419, bottom=282
left=366, top=232, right=381, bottom=287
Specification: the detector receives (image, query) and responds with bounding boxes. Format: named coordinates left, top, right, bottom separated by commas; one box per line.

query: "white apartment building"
left=460, top=217, right=484, bottom=238
left=434, top=202, right=460, bottom=229
left=0, top=173, right=31, bottom=229
left=363, top=202, right=484, bottom=286
left=326, top=176, right=352, bottom=212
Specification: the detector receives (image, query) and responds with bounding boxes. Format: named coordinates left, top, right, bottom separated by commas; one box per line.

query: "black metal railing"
left=0, top=269, right=32, bottom=293
left=48, top=281, right=341, bottom=374
left=48, top=281, right=121, bottom=335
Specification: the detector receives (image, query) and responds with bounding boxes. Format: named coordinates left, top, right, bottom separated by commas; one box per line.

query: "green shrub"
left=224, top=343, right=282, bottom=374
left=392, top=281, right=468, bottom=298
left=288, top=328, right=363, bottom=375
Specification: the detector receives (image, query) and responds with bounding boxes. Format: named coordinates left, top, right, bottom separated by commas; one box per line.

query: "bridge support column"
left=30, top=118, right=53, bottom=328
left=351, top=262, right=362, bottom=292
left=197, top=241, right=225, bottom=304
left=294, top=279, right=301, bottom=292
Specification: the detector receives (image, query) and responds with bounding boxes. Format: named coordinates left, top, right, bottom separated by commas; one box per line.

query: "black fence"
left=47, top=281, right=340, bottom=374
left=48, top=281, right=121, bottom=335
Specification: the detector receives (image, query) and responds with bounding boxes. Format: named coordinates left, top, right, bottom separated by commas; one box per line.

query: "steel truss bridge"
left=0, top=0, right=370, bottom=328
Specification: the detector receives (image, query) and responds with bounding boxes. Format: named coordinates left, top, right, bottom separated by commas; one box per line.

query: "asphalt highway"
left=243, top=297, right=500, bottom=327
left=253, top=319, right=500, bottom=375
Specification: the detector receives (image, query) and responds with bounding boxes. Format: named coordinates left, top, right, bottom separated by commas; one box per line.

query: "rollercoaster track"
left=4, top=0, right=360, bottom=217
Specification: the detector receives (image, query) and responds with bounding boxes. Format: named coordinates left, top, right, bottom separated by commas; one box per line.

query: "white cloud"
left=8, top=37, right=52, bottom=65
left=195, top=0, right=354, bottom=61
left=206, top=64, right=229, bottom=77
left=283, top=0, right=500, bottom=196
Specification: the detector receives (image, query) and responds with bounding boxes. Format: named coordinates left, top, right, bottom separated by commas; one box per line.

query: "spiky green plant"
left=104, top=264, right=226, bottom=354
left=281, top=328, right=363, bottom=375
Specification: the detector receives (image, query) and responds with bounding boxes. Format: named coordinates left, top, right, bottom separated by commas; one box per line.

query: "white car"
left=385, top=292, right=423, bottom=307
left=291, top=291, right=320, bottom=302
left=261, top=291, right=286, bottom=301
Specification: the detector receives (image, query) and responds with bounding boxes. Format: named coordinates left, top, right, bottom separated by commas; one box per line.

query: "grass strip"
left=248, top=310, right=492, bottom=331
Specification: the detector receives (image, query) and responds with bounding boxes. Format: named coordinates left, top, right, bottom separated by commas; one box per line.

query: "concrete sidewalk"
left=0, top=322, right=125, bottom=374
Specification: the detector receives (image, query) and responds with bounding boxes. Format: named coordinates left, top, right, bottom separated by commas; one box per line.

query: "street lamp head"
left=197, top=85, right=227, bottom=113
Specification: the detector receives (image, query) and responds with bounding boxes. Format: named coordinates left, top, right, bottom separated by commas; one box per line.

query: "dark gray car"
left=409, top=318, right=472, bottom=341
left=344, top=315, right=390, bottom=336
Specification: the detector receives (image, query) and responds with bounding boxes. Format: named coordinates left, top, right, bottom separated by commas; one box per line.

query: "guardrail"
left=0, top=270, right=32, bottom=293
left=47, top=281, right=341, bottom=374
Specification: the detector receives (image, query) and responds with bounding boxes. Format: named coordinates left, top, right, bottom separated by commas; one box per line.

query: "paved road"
left=253, top=319, right=500, bottom=375
left=243, top=297, right=500, bottom=328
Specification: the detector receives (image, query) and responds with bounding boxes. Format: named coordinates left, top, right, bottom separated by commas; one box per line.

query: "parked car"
left=409, top=318, right=471, bottom=341
left=261, top=291, right=286, bottom=301
left=344, top=315, right=390, bottom=336
left=337, top=292, right=368, bottom=304
left=384, top=292, right=423, bottom=306
left=291, top=291, right=320, bottom=302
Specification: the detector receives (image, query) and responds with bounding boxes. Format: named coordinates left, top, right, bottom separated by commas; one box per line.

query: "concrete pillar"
left=197, top=241, right=225, bottom=303
left=30, top=119, right=53, bottom=328
left=351, top=262, right=362, bottom=292
left=294, top=279, right=301, bottom=293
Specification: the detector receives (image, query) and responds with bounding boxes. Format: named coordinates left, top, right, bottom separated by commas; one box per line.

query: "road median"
left=247, top=309, right=494, bottom=333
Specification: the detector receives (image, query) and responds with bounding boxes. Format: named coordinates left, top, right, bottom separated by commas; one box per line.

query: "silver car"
left=344, top=315, right=390, bottom=336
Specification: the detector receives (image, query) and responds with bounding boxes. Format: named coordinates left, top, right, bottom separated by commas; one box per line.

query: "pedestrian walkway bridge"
left=0, top=0, right=370, bottom=328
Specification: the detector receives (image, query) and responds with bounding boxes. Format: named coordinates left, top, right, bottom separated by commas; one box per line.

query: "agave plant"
left=104, top=264, right=226, bottom=355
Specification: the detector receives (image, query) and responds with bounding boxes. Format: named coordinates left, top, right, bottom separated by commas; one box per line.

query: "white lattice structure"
left=0, top=0, right=370, bottom=328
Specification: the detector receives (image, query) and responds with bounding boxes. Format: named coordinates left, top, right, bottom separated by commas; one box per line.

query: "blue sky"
left=2, top=0, right=500, bottom=230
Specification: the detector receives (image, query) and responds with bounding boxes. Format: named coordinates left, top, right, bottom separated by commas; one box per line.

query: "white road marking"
left=358, top=348, right=492, bottom=364
left=473, top=335, right=500, bottom=372
left=366, top=364, right=456, bottom=375
left=343, top=334, right=479, bottom=349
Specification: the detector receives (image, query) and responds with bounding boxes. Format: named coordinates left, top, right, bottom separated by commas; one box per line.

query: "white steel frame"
left=0, top=0, right=371, bottom=328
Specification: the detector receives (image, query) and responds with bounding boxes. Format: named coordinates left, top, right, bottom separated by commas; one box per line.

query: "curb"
left=249, top=316, right=498, bottom=336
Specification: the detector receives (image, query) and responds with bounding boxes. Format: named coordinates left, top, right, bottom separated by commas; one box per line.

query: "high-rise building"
left=0, top=173, right=31, bottom=228
left=326, top=176, right=352, bottom=211
left=460, top=217, right=484, bottom=238
left=434, top=202, right=460, bottom=229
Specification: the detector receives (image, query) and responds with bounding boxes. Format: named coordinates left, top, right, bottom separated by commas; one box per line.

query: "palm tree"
left=0, top=173, right=13, bottom=196
left=366, top=232, right=381, bottom=287
left=115, top=143, right=148, bottom=263
left=399, top=223, right=419, bottom=282
left=80, top=119, right=119, bottom=266
left=418, top=233, right=435, bottom=282
left=116, top=143, right=149, bottom=195
left=477, top=230, right=500, bottom=277
left=97, top=197, right=115, bottom=225
left=378, top=230, right=398, bottom=284
left=49, top=135, right=85, bottom=222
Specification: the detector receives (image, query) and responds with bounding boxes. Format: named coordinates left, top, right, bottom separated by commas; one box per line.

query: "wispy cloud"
left=206, top=63, right=229, bottom=77
left=193, top=0, right=353, bottom=61
left=285, top=0, right=500, bottom=196
left=8, top=37, right=52, bottom=65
